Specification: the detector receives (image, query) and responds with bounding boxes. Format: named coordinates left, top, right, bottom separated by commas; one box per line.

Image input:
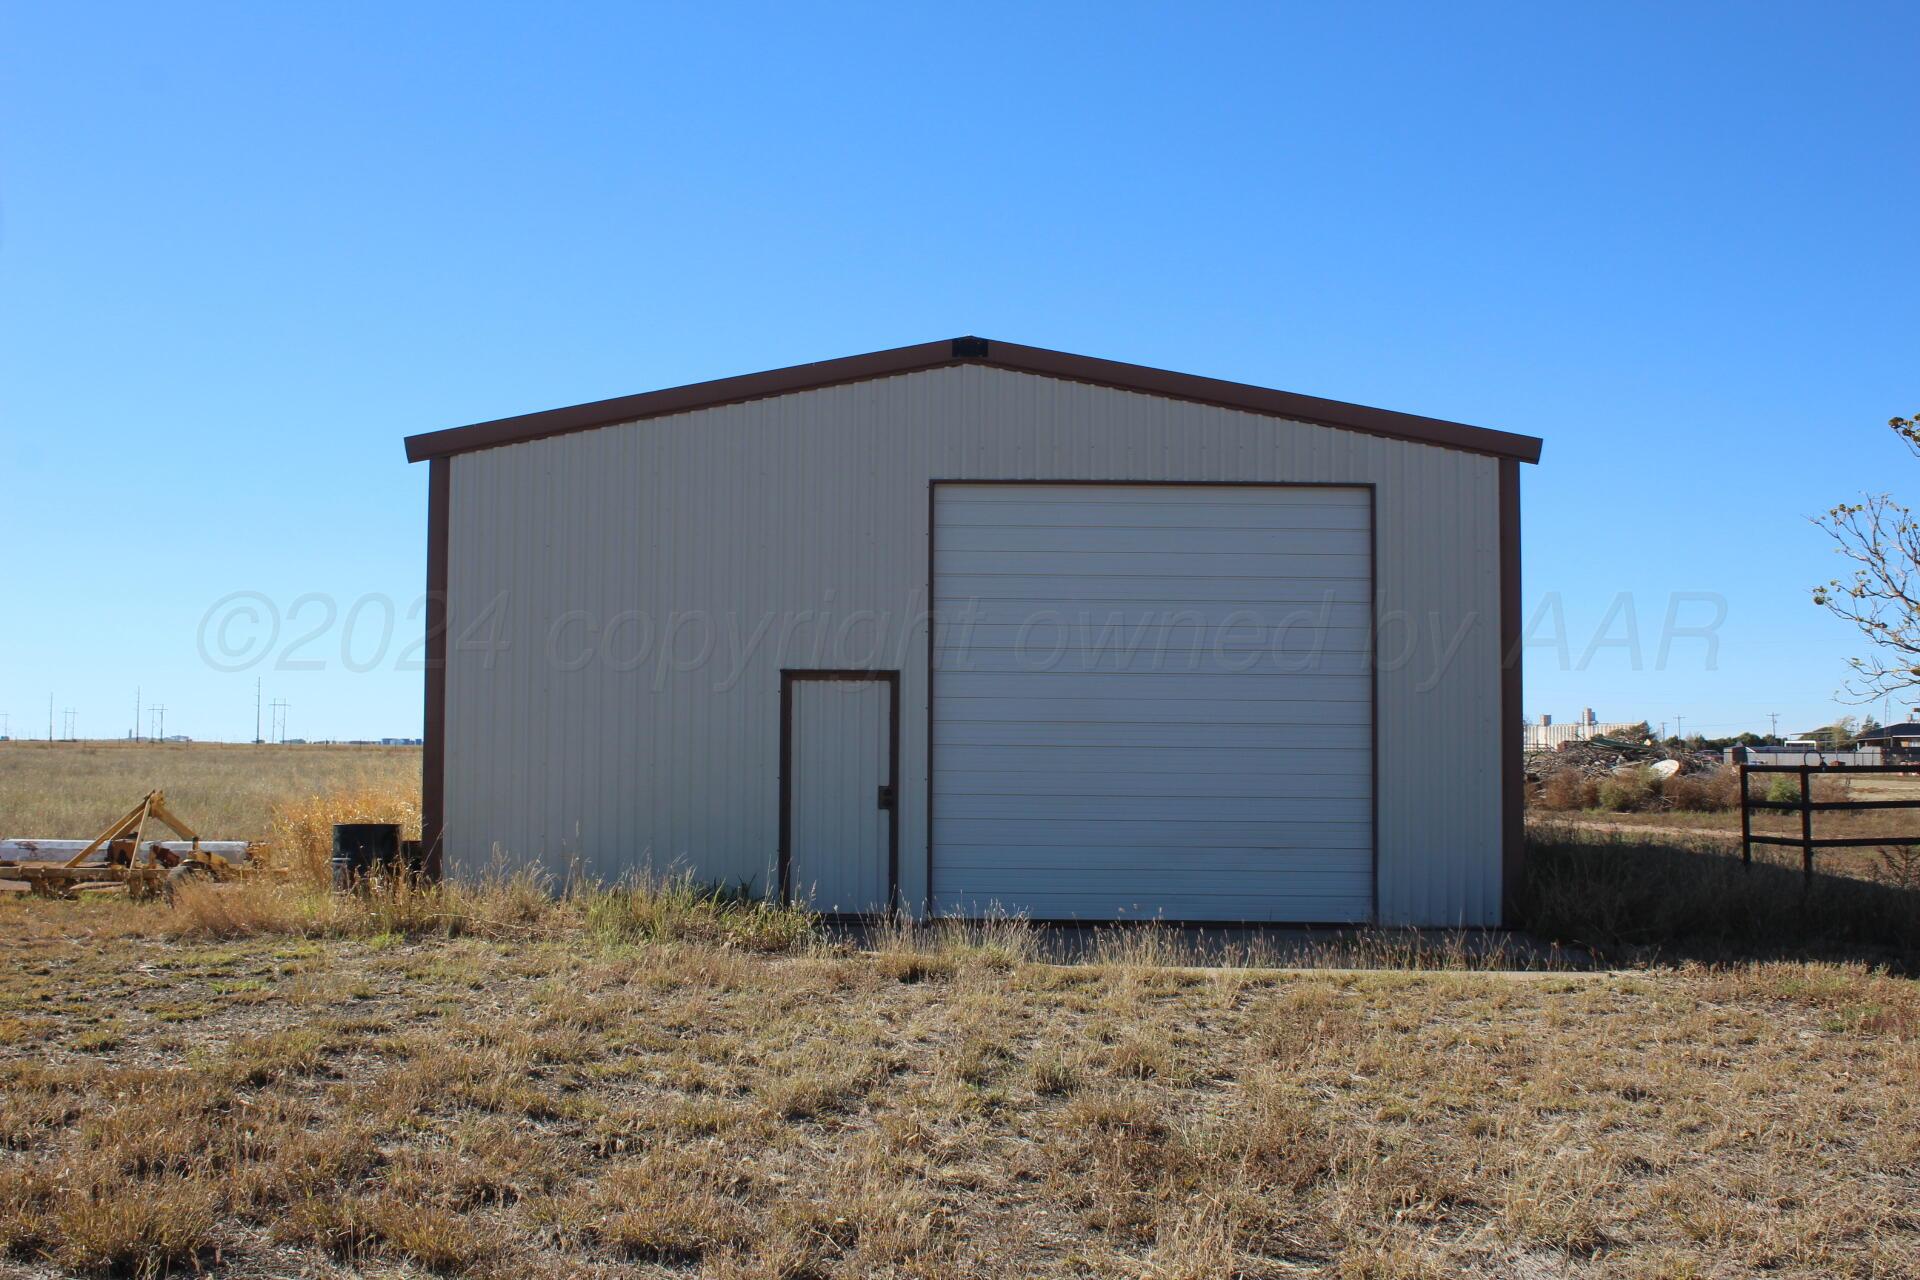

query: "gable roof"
left=403, top=336, right=1544, bottom=464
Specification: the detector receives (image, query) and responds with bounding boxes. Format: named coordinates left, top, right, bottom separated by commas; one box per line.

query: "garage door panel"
left=940, top=845, right=1373, bottom=871
left=948, top=602, right=1376, bottom=629
left=936, top=745, right=1370, bottom=773
left=935, top=696, right=1366, bottom=726
left=944, top=651, right=1373, bottom=676
left=939, top=877, right=1373, bottom=904
left=937, top=575, right=1371, bottom=604
left=936, top=671, right=1370, bottom=701
left=937, top=794, right=1370, bottom=822
left=940, top=770, right=1370, bottom=799
left=936, top=549, right=1371, bottom=578
left=953, top=620, right=1373, bottom=646
left=939, top=527, right=1371, bottom=556
left=932, top=484, right=1373, bottom=923
left=936, top=501, right=1370, bottom=532
left=934, top=891, right=1375, bottom=922
left=937, top=869, right=1374, bottom=893
left=935, top=818, right=1372, bottom=848
left=935, top=721, right=1371, bottom=749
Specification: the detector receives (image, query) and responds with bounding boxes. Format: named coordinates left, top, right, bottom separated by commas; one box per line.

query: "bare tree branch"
left=1812, top=415, right=1920, bottom=701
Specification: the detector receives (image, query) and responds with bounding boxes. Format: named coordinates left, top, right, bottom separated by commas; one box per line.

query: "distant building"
left=1735, top=742, right=1884, bottom=767
left=1850, top=721, right=1920, bottom=759
left=1522, top=709, right=1644, bottom=751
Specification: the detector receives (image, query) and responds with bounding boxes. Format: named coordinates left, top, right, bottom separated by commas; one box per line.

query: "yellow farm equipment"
left=0, top=790, right=263, bottom=899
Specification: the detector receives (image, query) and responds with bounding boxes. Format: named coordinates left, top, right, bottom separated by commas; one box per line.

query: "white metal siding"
left=788, top=680, right=891, bottom=913
left=931, top=485, right=1372, bottom=921
left=443, top=363, right=1504, bottom=925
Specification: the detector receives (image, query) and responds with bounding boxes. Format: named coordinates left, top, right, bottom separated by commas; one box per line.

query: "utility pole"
left=48, top=694, right=54, bottom=742
left=1769, top=711, right=1779, bottom=741
left=1675, top=714, right=1684, bottom=741
left=62, top=709, right=76, bottom=740
left=254, top=677, right=263, bottom=745
left=150, top=705, right=166, bottom=741
left=269, top=698, right=289, bottom=743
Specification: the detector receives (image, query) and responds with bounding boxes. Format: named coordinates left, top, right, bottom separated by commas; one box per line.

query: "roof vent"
left=951, top=337, right=989, bottom=358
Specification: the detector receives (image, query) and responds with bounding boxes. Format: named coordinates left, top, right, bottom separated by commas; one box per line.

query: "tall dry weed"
left=1534, top=764, right=1744, bottom=814
left=581, top=871, right=816, bottom=952
left=267, top=782, right=419, bottom=885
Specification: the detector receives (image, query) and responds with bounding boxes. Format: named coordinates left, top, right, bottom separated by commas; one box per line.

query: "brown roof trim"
left=403, top=337, right=1543, bottom=464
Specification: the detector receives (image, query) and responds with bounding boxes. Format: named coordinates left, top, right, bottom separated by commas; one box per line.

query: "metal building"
left=404, top=338, right=1542, bottom=926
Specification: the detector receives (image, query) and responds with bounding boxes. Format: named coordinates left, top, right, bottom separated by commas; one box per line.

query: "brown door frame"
left=778, top=669, right=902, bottom=914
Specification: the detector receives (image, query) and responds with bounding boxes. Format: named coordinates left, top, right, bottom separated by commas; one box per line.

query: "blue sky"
left=2, top=2, right=1916, bottom=742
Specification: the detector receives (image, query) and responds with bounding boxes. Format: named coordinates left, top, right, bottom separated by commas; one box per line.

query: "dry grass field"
left=2, top=877, right=1918, bottom=1280
left=2, top=747, right=1917, bottom=1278
left=1536, top=811, right=1920, bottom=888
left=1832, top=773, right=1920, bottom=803
left=0, top=741, right=420, bottom=843
left=1531, top=770, right=1920, bottom=888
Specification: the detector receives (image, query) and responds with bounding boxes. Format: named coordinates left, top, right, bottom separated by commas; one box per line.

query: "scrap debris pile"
left=1524, top=734, right=1721, bottom=783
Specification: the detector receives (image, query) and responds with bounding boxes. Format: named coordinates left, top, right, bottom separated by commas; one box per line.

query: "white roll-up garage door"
left=931, top=483, right=1373, bottom=922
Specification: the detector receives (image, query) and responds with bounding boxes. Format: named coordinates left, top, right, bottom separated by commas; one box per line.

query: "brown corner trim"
left=421, top=457, right=449, bottom=879
left=404, top=337, right=1544, bottom=465
left=1499, top=458, right=1524, bottom=924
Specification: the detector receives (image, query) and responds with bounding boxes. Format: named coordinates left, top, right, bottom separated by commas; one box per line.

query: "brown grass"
left=0, top=740, right=420, bottom=842
left=1530, top=767, right=1920, bottom=897
left=1, top=833, right=1917, bottom=1277
left=1522, top=822, right=1920, bottom=964
left=4, top=752, right=1919, bottom=1276
left=1538, top=801, right=1920, bottom=892
left=1535, top=763, right=1746, bottom=814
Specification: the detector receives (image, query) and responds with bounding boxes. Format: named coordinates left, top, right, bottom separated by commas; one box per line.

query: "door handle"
left=876, top=784, right=895, bottom=811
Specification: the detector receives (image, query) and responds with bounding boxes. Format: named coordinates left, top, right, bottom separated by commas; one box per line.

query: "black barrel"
left=331, top=823, right=403, bottom=892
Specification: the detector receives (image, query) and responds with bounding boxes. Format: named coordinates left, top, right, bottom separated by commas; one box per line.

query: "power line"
left=149, top=705, right=167, bottom=741
left=269, top=699, right=289, bottom=744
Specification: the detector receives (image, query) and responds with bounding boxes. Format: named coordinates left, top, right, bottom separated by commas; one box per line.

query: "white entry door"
left=931, top=484, right=1374, bottom=922
left=784, top=675, right=896, bottom=914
